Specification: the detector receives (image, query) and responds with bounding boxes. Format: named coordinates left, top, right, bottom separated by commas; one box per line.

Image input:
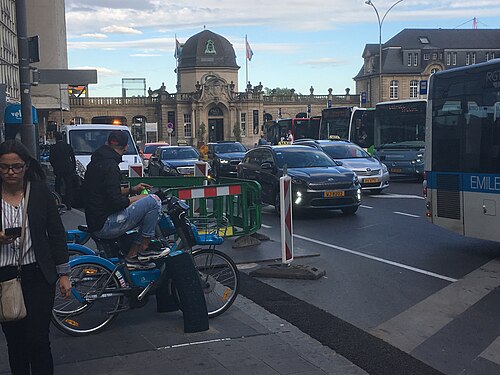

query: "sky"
left=65, top=1, right=500, bottom=98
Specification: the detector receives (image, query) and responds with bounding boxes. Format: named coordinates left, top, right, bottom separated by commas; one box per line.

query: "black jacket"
left=83, top=145, right=129, bottom=232
left=49, top=140, right=76, bottom=175
left=0, top=181, right=69, bottom=285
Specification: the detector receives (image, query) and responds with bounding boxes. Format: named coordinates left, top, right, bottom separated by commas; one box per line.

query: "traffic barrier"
left=280, top=174, right=293, bottom=264
left=128, top=164, right=144, bottom=177
left=124, top=176, right=262, bottom=239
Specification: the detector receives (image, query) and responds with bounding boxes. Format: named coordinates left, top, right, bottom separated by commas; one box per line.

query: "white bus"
left=424, top=59, right=500, bottom=242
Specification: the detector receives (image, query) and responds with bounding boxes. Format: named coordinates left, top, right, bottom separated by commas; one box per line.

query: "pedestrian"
left=0, top=139, right=71, bottom=375
left=82, top=130, right=170, bottom=269
left=49, top=131, right=76, bottom=210
left=286, top=130, right=294, bottom=143
left=258, top=134, right=267, bottom=146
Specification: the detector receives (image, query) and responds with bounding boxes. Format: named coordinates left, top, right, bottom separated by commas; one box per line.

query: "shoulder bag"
left=0, top=181, right=31, bottom=322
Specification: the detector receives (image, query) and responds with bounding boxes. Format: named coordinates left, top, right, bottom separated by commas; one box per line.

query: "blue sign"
left=361, top=92, right=367, bottom=104
left=327, top=99, right=332, bottom=108
left=419, top=80, right=428, bottom=95
left=307, top=104, right=311, bottom=113
left=4, top=104, right=38, bottom=125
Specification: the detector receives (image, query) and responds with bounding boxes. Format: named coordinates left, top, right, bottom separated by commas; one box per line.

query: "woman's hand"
left=0, top=231, right=15, bottom=246
left=59, top=275, right=72, bottom=299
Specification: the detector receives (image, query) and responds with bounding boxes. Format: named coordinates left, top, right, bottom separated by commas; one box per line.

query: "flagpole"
left=245, top=35, right=248, bottom=88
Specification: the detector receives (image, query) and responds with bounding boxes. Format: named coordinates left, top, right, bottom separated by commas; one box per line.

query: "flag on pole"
left=174, top=37, right=181, bottom=59
left=246, top=39, right=254, bottom=61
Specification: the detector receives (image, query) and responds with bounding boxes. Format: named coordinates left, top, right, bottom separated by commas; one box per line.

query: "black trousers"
left=1, top=264, right=56, bottom=375
left=54, top=172, right=73, bottom=208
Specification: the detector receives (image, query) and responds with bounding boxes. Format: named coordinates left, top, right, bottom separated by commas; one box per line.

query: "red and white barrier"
left=128, top=164, right=144, bottom=177
left=280, top=174, right=293, bottom=264
left=194, top=161, right=210, bottom=177
left=178, top=185, right=241, bottom=200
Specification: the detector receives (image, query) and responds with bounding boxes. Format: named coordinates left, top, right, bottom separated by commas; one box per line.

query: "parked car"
left=207, top=141, right=247, bottom=177
left=141, top=142, right=169, bottom=171
left=148, top=146, right=201, bottom=176
left=294, top=139, right=389, bottom=193
left=237, top=145, right=362, bottom=214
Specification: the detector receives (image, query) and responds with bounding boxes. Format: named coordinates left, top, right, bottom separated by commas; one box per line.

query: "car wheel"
left=341, top=206, right=358, bottom=215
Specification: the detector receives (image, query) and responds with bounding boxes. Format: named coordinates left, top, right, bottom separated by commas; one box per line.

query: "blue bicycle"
left=52, top=196, right=240, bottom=336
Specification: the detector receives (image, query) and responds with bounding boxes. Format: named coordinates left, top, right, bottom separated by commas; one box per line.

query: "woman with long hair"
left=0, top=140, right=71, bottom=374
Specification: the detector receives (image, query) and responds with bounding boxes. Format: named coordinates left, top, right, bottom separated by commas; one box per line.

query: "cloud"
left=297, top=57, right=347, bottom=67
left=80, top=33, right=107, bottom=39
left=100, top=25, right=142, bottom=35
left=130, top=53, right=162, bottom=57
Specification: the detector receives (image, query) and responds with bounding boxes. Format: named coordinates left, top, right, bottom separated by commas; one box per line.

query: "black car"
left=148, top=146, right=201, bottom=176
left=237, top=145, right=362, bottom=214
left=208, top=141, right=247, bottom=178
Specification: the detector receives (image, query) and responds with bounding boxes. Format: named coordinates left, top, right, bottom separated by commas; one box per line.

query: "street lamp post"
left=365, top=0, right=403, bottom=104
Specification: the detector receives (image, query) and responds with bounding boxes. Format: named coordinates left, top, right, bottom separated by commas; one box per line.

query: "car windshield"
left=144, top=144, right=167, bottom=154
left=214, top=143, right=246, bottom=153
left=69, top=129, right=138, bottom=155
left=161, top=148, right=198, bottom=160
left=274, top=149, right=336, bottom=168
left=321, top=144, right=370, bottom=159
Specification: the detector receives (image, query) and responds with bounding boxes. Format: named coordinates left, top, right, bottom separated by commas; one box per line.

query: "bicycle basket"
left=189, top=216, right=230, bottom=237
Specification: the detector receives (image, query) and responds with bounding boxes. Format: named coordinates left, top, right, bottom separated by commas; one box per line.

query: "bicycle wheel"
left=192, top=249, right=240, bottom=317
left=51, top=262, right=124, bottom=336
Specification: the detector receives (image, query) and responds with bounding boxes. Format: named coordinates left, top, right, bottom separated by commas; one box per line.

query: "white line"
left=261, top=224, right=272, bottom=229
left=293, top=234, right=457, bottom=282
left=393, top=211, right=420, bottom=218
left=157, top=337, right=232, bottom=350
left=360, top=205, right=373, bottom=209
left=371, top=194, right=424, bottom=200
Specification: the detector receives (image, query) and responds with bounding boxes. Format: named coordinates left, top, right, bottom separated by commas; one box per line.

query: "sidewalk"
left=0, top=209, right=367, bottom=375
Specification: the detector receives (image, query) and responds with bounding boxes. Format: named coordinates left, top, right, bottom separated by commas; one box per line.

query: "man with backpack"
left=50, top=131, right=76, bottom=210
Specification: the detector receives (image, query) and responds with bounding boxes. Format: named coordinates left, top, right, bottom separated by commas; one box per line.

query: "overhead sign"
left=4, top=104, right=38, bottom=125
left=34, top=69, right=98, bottom=85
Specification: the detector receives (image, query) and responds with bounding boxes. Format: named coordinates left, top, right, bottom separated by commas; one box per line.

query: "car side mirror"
left=335, top=160, right=343, bottom=166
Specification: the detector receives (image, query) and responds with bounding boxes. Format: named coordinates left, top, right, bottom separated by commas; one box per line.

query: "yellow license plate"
left=324, top=191, right=345, bottom=197
left=390, top=168, right=402, bottom=173
left=363, top=178, right=379, bottom=183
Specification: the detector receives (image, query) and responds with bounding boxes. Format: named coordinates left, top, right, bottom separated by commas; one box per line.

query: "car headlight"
left=220, top=159, right=230, bottom=164
left=291, top=177, right=306, bottom=185
left=381, top=163, right=388, bottom=173
left=415, top=153, right=424, bottom=164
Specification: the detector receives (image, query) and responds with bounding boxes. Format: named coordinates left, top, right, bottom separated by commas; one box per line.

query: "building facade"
left=0, top=0, right=20, bottom=102
left=354, top=29, right=500, bottom=107
left=57, top=30, right=360, bottom=147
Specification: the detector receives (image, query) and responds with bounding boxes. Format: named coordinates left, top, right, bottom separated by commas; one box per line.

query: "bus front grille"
left=436, top=174, right=461, bottom=220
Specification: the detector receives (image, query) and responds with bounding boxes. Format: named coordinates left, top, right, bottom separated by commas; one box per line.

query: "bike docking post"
left=249, top=165, right=326, bottom=280
left=193, top=161, right=210, bottom=216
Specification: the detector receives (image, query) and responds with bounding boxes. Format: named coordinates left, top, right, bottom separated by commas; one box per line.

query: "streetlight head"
left=365, top=0, right=372, bottom=5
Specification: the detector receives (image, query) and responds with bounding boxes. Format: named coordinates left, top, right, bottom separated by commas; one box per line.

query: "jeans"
left=94, top=194, right=162, bottom=242
left=1, top=264, right=55, bottom=375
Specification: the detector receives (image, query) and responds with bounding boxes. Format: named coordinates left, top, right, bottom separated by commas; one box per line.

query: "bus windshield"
left=319, top=107, right=351, bottom=139
left=375, top=101, right=426, bottom=149
left=351, top=108, right=375, bottom=149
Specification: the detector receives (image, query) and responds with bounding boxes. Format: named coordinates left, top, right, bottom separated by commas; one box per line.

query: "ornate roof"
left=178, top=30, right=239, bottom=69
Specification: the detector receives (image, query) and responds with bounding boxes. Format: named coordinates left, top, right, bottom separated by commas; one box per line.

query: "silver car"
left=294, top=139, right=389, bottom=193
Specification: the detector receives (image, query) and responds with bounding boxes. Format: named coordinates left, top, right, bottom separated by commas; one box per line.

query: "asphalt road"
left=252, top=179, right=500, bottom=375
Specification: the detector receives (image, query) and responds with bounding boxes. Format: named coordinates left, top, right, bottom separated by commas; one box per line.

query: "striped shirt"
left=0, top=198, right=35, bottom=267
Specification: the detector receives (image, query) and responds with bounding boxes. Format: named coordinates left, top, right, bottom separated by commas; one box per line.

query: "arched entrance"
left=208, top=106, right=224, bottom=142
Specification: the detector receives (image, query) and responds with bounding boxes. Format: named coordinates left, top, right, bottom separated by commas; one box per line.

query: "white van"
left=62, top=124, right=142, bottom=176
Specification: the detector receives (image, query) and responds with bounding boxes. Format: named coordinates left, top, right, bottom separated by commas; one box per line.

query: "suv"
left=237, top=145, right=361, bottom=214
left=148, top=146, right=201, bottom=176
left=207, top=141, right=247, bottom=178
left=294, top=139, right=389, bottom=193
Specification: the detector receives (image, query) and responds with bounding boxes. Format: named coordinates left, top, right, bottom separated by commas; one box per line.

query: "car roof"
left=255, top=145, right=321, bottom=152
left=145, top=142, right=169, bottom=146
left=208, top=141, right=242, bottom=145
left=157, top=145, right=195, bottom=149
left=294, top=139, right=353, bottom=146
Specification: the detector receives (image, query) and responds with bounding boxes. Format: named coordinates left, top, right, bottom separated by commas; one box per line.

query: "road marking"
left=360, top=205, right=373, bottom=209
left=372, top=258, right=500, bottom=353
left=393, top=211, right=420, bottom=218
left=261, top=224, right=272, bottom=229
left=371, top=194, right=424, bottom=200
left=293, top=233, right=457, bottom=283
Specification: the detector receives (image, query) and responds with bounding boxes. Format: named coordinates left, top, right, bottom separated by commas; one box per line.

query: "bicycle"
left=52, top=195, right=240, bottom=336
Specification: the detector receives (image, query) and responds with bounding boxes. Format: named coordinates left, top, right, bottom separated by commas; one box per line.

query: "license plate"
left=390, top=168, right=402, bottom=173
left=363, top=178, right=379, bottom=183
left=323, top=191, right=345, bottom=197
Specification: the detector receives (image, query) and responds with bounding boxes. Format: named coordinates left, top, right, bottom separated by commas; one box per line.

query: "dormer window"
left=419, top=37, right=430, bottom=44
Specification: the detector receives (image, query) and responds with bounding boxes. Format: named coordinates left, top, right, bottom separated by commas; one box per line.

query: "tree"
left=232, top=122, right=242, bottom=142
left=264, top=87, right=299, bottom=96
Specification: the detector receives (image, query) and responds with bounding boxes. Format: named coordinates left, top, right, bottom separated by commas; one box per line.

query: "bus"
left=91, top=115, right=127, bottom=125
left=265, top=116, right=320, bottom=145
left=319, top=107, right=375, bottom=151
left=374, top=99, right=426, bottom=179
left=424, top=59, right=500, bottom=242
